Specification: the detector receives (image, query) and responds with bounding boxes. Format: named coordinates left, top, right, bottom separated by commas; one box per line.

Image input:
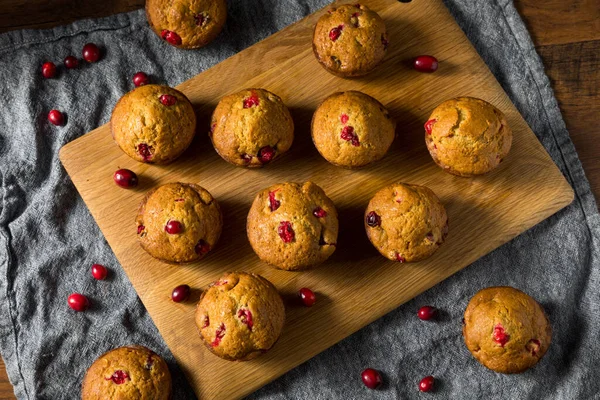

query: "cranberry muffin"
left=136, top=182, right=222, bottom=263
left=425, top=97, right=513, bottom=176
left=463, top=286, right=552, bottom=374
left=146, top=0, right=227, bottom=49
left=210, top=88, right=294, bottom=167
left=247, top=182, right=338, bottom=271
left=195, top=272, right=286, bottom=361
left=365, top=183, right=448, bottom=262
left=111, top=84, right=196, bottom=164
left=313, top=3, right=388, bottom=78
left=81, top=345, right=171, bottom=399
left=312, top=91, right=396, bottom=168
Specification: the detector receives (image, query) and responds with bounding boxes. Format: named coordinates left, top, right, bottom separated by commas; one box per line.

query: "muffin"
left=365, top=183, right=448, bottom=262
left=425, top=97, right=512, bottom=176
left=312, top=91, right=396, bottom=168
left=210, top=88, right=294, bottom=167
left=463, top=286, right=552, bottom=374
left=111, top=84, right=196, bottom=164
left=247, top=182, right=338, bottom=271
left=81, top=345, right=171, bottom=399
left=195, top=272, right=286, bottom=361
left=146, top=0, right=227, bottom=49
left=312, top=3, right=388, bottom=78
left=136, top=182, right=222, bottom=263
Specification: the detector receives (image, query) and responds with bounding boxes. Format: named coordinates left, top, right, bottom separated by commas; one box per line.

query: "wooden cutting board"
left=59, top=0, right=574, bottom=398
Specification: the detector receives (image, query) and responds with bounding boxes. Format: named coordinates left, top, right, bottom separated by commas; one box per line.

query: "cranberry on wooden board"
left=298, top=288, right=316, bottom=307
left=47, top=110, right=64, bottom=126
left=42, top=62, right=56, bottom=78
left=82, top=43, right=101, bottom=63
left=171, top=285, right=190, bottom=303
left=361, top=368, right=382, bottom=389
left=413, top=55, right=439, bottom=73
left=133, top=72, right=149, bottom=87
left=68, top=293, right=89, bottom=312
left=113, top=169, right=138, bottom=188
left=165, top=220, right=183, bottom=234
left=64, top=56, right=78, bottom=69
left=419, top=376, right=435, bottom=392
left=91, top=264, right=108, bottom=280
left=417, top=306, right=437, bottom=321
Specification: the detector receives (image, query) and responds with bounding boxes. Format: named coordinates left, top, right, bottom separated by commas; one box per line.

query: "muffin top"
left=247, top=181, right=338, bottom=271
left=195, top=272, right=286, bottom=361
left=365, top=183, right=448, bottom=262
left=81, top=345, right=171, bottom=400
left=463, top=286, right=552, bottom=374
left=312, top=91, right=396, bottom=168
left=136, top=182, right=222, bottom=263
left=210, top=88, right=294, bottom=167
left=313, top=3, right=388, bottom=77
left=146, top=0, right=227, bottom=49
left=425, top=97, right=512, bottom=176
left=111, top=84, right=196, bottom=164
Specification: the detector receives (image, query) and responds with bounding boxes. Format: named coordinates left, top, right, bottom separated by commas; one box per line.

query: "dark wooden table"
left=0, top=1, right=597, bottom=398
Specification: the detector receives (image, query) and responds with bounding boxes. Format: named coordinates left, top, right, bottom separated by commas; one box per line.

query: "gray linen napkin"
left=0, top=0, right=598, bottom=399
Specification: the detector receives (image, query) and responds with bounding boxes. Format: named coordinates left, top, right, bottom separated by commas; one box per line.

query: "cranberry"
left=268, top=191, right=281, bottom=211
left=258, top=146, right=275, bottom=164
left=313, top=207, right=327, bottom=218
left=195, top=239, right=210, bottom=255
left=351, top=136, right=360, bottom=147
left=526, top=339, right=541, bottom=356
left=361, top=368, right=382, bottom=389
left=82, top=43, right=100, bottom=63
left=237, top=308, right=254, bottom=331
left=161, top=30, right=182, bottom=46
left=67, top=293, right=89, bottom=312
left=381, top=34, right=389, bottom=50
left=414, top=55, right=438, bottom=73
left=201, top=315, right=210, bottom=328
left=241, top=153, right=252, bottom=163
left=212, top=323, right=226, bottom=346
left=42, top=62, right=56, bottom=78
left=145, top=352, right=155, bottom=370
left=64, top=56, right=78, bottom=69
left=419, top=376, right=435, bottom=392
left=159, top=94, right=177, bottom=106
left=340, top=113, right=349, bottom=124
left=493, top=324, right=510, bottom=347
left=366, top=211, right=381, bottom=227
left=396, top=253, right=406, bottom=263
left=91, top=264, right=108, bottom=280
left=194, top=12, right=209, bottom=27
left=137, top=225, right=145, bottom=235
left=137, top=143, right=153, bottom=161
left=165, top=220, right=183, bottom=234
left=424, top=119, right=437, bottom=135
left=351, top=12, right=360, bottom=27
left=171, top=284, right=191, bottom=302
left=113, top=169, right=138, bottom=188
left=278, top=221, right=295, bottom=243
left=341, top=126, right=355, bottom=141
left=243, top=93, right=260, bottom=108
left=133, top=72, right=149, bottom=87
left=106, top=370, right=129, bottom=385
left=329, top=25, right=344, bottom=41
left=417, top=306, right=437, bottom=321
left=48, top=110, right=64, bottom=126
left=299, top=288, right=316, bottom=307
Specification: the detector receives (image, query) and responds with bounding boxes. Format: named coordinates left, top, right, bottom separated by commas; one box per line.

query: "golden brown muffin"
left=311, top=91, right=396, bottom=168
left=425, top=97, right=512, bottom=176
left=247, top=182, right=338, bottom=271
left=312, top=3, right=388, bottom=78
left=146, top=0, right=227, bottom=49
left=195, top=272, right=286, bottom=361
left=136, top=182, right=222, bottom=263
left=364, top=183, right=448, bottom=262
left=81, top=345, right=171, bottom=400
left=210, top=88, right=294, bottom=167
left=463, top=286, right=552, bottom=374
left=111, top=84, right=196, bottom=164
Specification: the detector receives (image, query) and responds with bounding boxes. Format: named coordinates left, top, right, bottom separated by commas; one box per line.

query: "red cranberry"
left=268, top=191, right=281, bottom=211
left=299, top=288, right=316, bottom=307
left=417, top=306, right=437, bottom=321
left=82, top=43, right=100, bottom=63
left=137, top=225, right=145, bottom=235
left=133, top=72, right=149, bottom=87
left=366, top=211, right=381, bottom=227
left=419, top=376, right=435, bottom=392
left=396, top=253, right=406, bottom=263
left=351, top=136, right=360, bottom=147
left=201, top=314, right=210, bottom=328
left=493, top=324, right=510, bottom=347
left=424, top=119, right=437, bottom=135
left=241, top=153, right=252, bottom=163
left=212, top=323, right=226, bottom=346
left=171, top=284, right=191, bottom=302
left=64, top=56, right=78, bottom=69
left=42, top=62, right=56, bottom=78
left=91, top=264, right=108, bottom=280
left=340, top=113, right=349, bottom=124
left=113, top=169, right=138, bottom=188
left=243, top=93, right=260, bottom=109
left=237, top=308, right=254, bottom=331
left=137, top=143, right=153, bottom=161
left=361, top=368, right=382, bottom=389
left=278, top=221, right=295, bottom=243
left=165, top=220, right=183, bottom=234
left=351, top=12, right=361, bottom=27
left=313, top=207, right=327, bottom=218
left=106, top=370, right=129, bottom=384
left=258, top=146, right=275, bottom=164
left=195, top=239, right=210, bottom=255
left=67, top=293, right=89, bottom=312
left=161, top=30, right=182, bottom=46
left=329, top=25, right=344, bottom=41
left=414, top=55, right=438, bottom=73
left=159, top=94, right=177, bottom=106
left=48, top=110, right=64, bottom=126
left=341, top=126, right=355, bottom=141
